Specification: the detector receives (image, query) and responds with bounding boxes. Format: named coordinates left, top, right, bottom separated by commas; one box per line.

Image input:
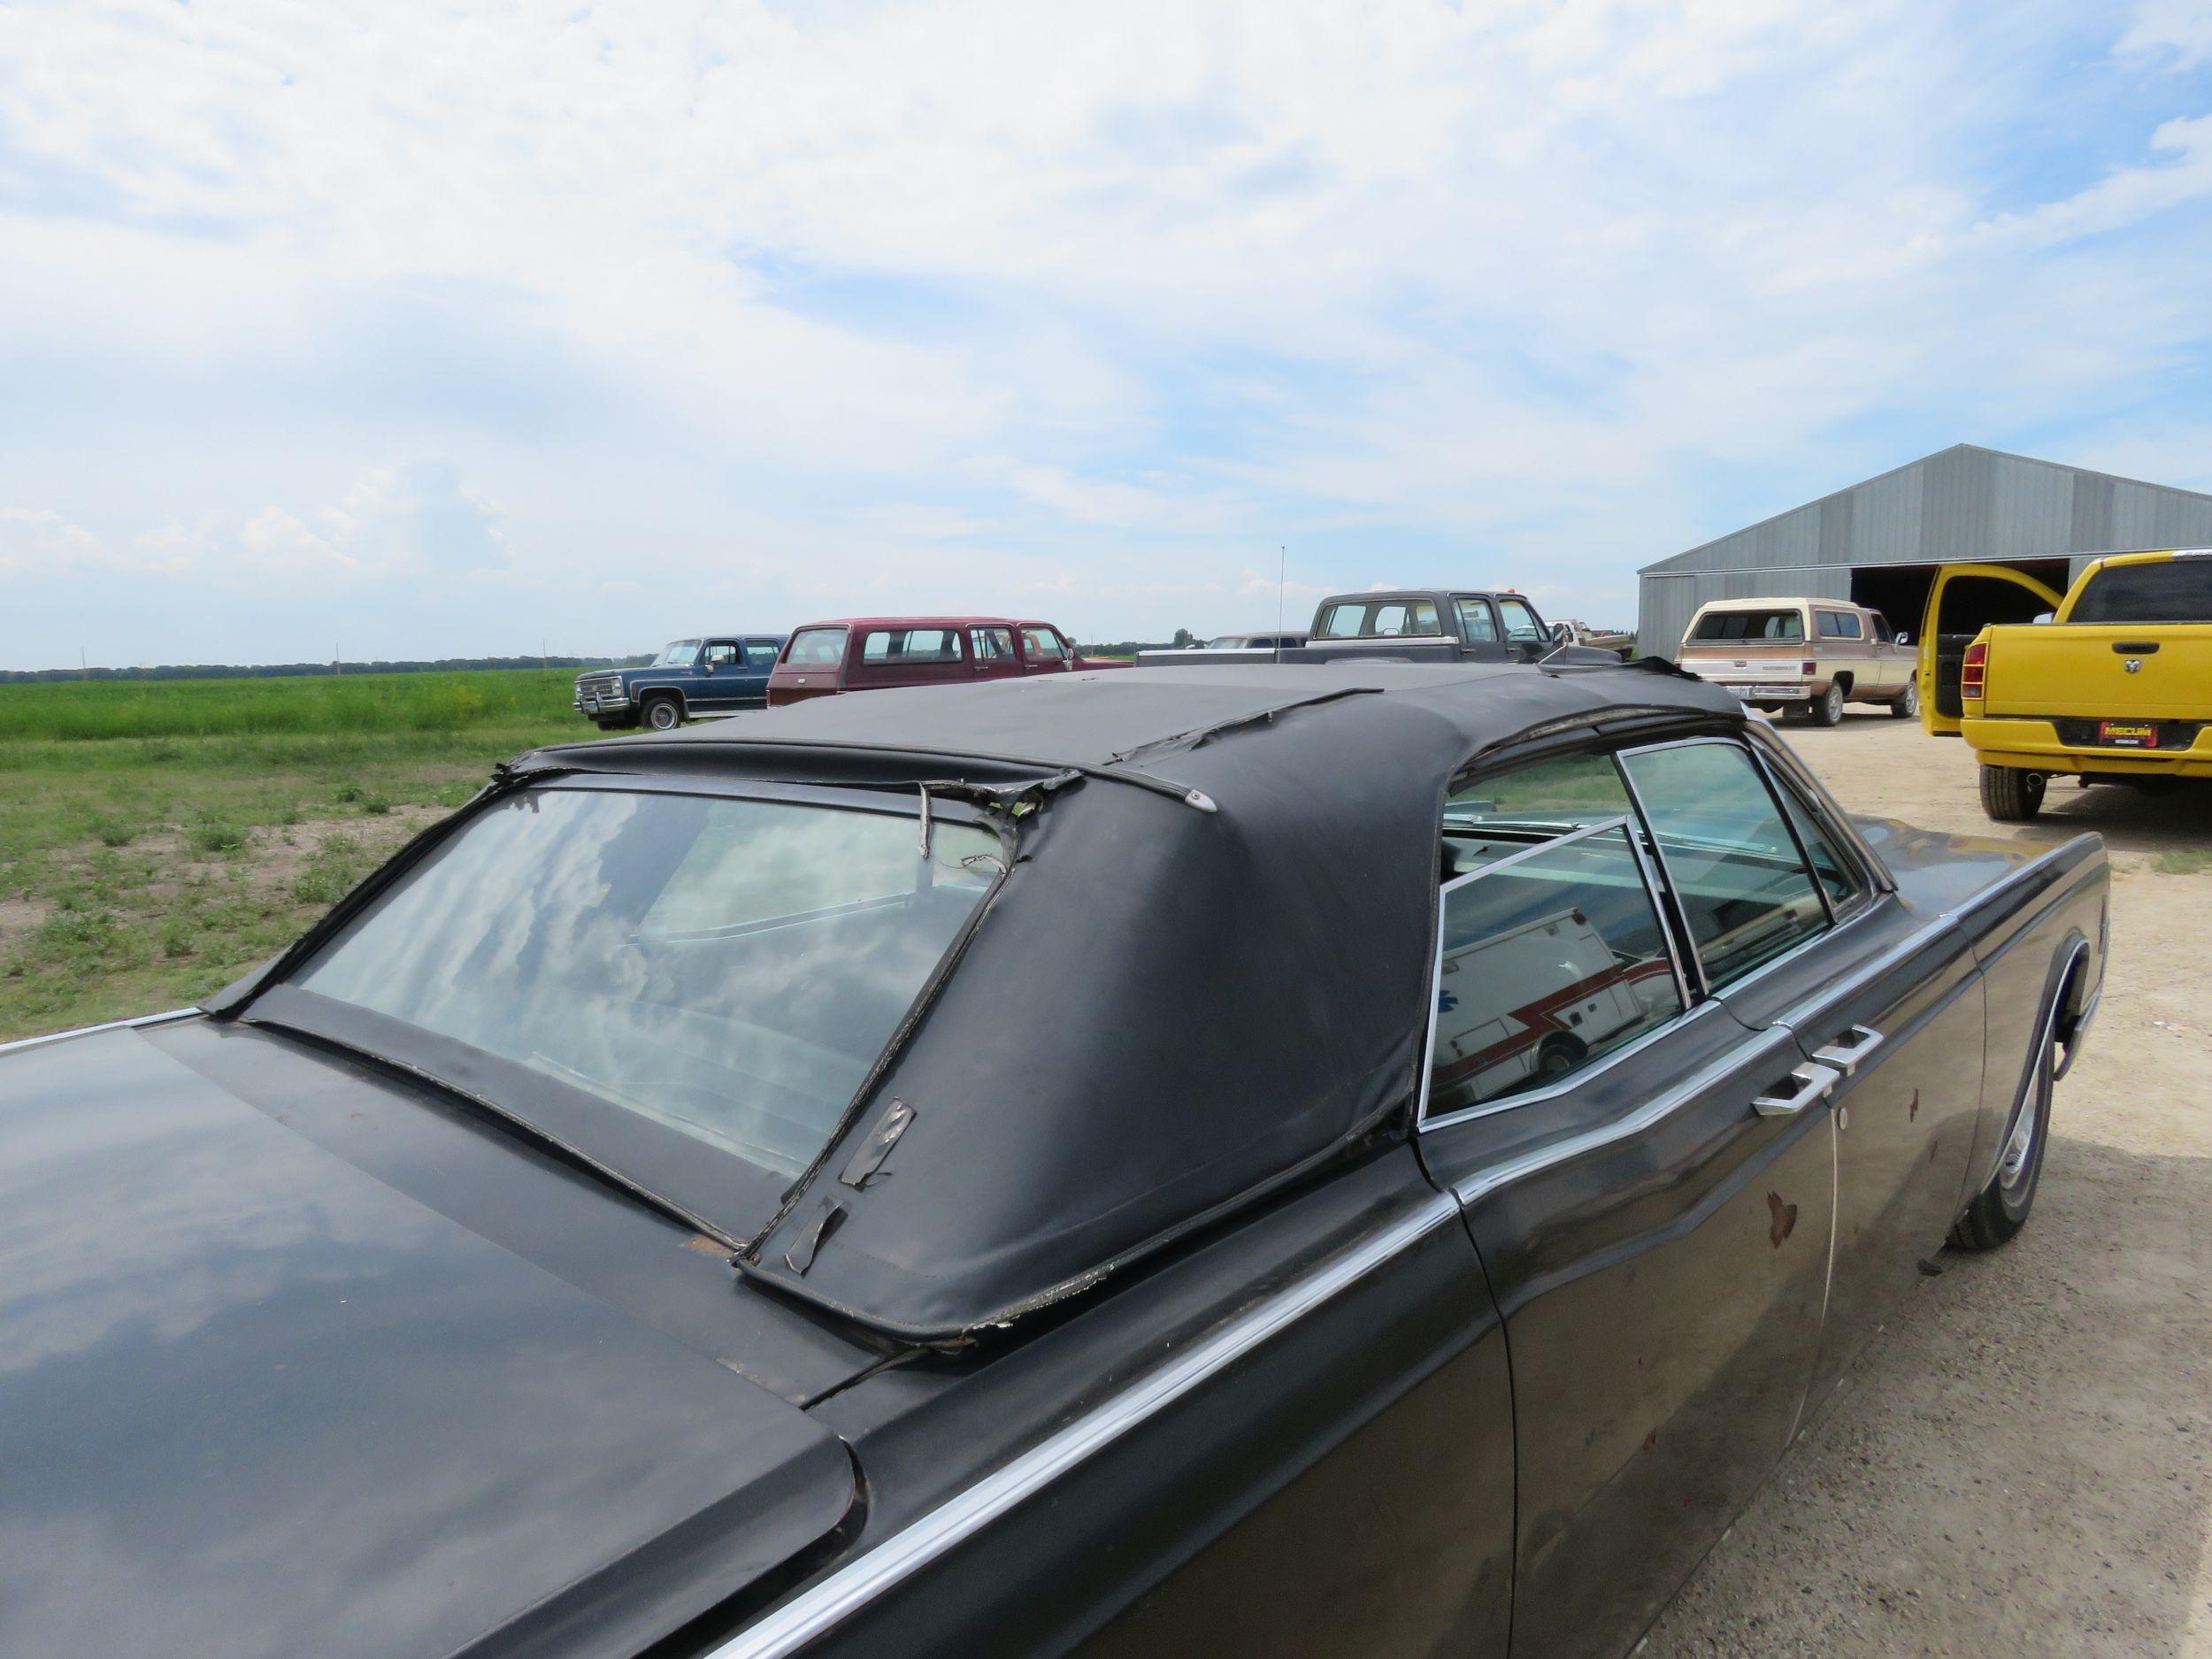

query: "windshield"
left=2070, top=557, right=2212, bottom=624
left=1692, top=609, right=1803, bottom=641
left=656, top=639, right=703, bottom=667
left=289, top=787, right=1002, bottom=1207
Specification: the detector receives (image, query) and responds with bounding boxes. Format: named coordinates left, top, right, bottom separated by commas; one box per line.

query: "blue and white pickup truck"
left=572, top=634, right=788, bottom=730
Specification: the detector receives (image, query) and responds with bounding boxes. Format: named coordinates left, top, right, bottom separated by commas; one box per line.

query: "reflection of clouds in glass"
left=294, top=789, right=995, bottom=1178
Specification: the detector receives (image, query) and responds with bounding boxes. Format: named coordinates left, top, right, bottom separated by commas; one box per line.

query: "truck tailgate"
left=1983, top=624, right=2212, bottom=720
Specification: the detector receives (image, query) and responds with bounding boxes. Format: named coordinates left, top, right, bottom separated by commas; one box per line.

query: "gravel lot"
left=1642, top=716, right=2212, bottom=1658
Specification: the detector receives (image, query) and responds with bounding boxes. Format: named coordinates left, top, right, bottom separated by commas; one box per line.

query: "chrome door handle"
left=1752, top=1063, right=1840, bottom=1118
left=1813, top=1025, right=1886, bottom=1075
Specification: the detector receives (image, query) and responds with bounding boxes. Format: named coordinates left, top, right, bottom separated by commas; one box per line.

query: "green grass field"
left=0, top=670, right=587, bottom=1042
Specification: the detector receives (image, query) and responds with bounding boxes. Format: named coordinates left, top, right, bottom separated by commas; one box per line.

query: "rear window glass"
left=785, top=628, right=847, bottom=667
left=294, top=789, right=1002, bottom=1199
left=1693, top=609, right=1804, bottom=641
left=862, top=629, right=965, bottom=664
left=2070, top=557, right=2212, bottom=624
left=1316, top=599, right=1442, bottom=638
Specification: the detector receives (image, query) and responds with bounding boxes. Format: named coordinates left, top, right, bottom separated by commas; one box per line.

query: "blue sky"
left=3, top=0, right=2211, bottom=667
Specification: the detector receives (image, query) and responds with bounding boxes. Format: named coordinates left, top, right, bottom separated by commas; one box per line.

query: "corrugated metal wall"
left=1638, top=446, right=2212, bottom=655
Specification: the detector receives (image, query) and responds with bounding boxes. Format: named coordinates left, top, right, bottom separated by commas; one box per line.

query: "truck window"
left=1494, top=597, right=1545, bottom=644
left=1692, top=609, right=1804, bottom=641
left=2069, top=557, right=2212, bottom=624
left=974, top=627, right=1018, bottom=662
left=702, top=641, right=741, bottom=668
left=1816, top=611, right=1862, bottom=639
left=862, top=629, right=965, bottom=664
left=1425, top=820, right=1684, bottom=1119
left=786, top=628, right=847, bottom=668
left=1455, top=600, right=1499, bottom=643
left=1316, top=598, right=1441, bottom=638
left=1870, top=613, right=1893, bottom=643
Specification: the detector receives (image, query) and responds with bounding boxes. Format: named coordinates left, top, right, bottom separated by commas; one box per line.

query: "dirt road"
left=1642, top=717, right=2212, bottom=1658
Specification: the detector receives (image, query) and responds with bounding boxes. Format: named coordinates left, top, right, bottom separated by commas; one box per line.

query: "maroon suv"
left=766, top=617, right=1120, bottom=706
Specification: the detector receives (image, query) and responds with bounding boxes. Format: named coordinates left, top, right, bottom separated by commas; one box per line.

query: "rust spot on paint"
left=1642, top=1429, right=1659, bottom=1454
left=1909, top=1088, right=1920, bottom=1122
left=1766, top=1192, right=1798, bottom=1248
left=1930, top=1136, right=1940, bottom=1164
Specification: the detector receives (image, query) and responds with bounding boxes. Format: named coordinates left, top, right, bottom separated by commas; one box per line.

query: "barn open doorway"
left=1849, top=558, right=2072, bottom=641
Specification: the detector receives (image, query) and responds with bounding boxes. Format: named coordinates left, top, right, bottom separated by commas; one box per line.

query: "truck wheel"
left=1979, top=764, right=2046, bottom=821
left=1809, top=683, right=1845, bottom=726
left=1536, top=1035, right=1587, bottom=1079
left=641, top=695, right=683, bottom=732
left=1951, top=1004, right=2056, bottom=1249
left=1890, top=680, right=1918, bottom=719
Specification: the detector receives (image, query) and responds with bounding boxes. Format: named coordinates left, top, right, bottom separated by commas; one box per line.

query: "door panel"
left=1726, top=907, right=1985, bottom=1408
left=1917, top=566, right=2065, bottom=733
left=1418, top=1008, right=1834, bottom=1659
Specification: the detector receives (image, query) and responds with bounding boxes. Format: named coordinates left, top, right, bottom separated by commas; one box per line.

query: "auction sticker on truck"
left=2098, top=721, right=2159, bottom=748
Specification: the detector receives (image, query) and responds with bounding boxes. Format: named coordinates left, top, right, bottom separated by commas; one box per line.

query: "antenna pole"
left=1275, top=545, right=1286, bottom=664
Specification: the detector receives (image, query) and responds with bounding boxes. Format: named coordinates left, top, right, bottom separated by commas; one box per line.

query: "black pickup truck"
left=1139, top=589, right=1615, bottom=668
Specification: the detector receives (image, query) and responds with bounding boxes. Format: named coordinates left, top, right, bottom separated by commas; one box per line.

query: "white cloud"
left=0, top=0, right=2208, bottom=663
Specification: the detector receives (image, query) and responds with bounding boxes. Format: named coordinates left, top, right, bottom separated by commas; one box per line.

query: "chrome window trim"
left=704, top=1194, right=1462, bottom=1659
left=1417, top=813, right=1695, bottom=1131
left=1449, top=1022, right=1801, bottom=1207
left=0, top=1007, right=198, bottom=1056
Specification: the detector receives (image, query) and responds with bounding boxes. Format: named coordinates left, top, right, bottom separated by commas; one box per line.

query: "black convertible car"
left=0, top=662, right=2107, bottom=1659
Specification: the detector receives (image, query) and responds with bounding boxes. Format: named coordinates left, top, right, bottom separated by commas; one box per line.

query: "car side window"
left=1426, top=821, right=1686, bottom=1118
left=975, top=627, right=1018, bottom=662
left=702, top=641, right=740, bottom=668
left=1315, top=603, right=1363, bottom=638
left=743, top=640, right=781, bottom=669
left=1020, top=626, right=1069, bottom=662
left=1769, top=767, right=1860, bottom=910
left=1494, top=597, right=1545, bottom=643
left=1870, top=613, right=1893, bottom=643
left=1455, top=599, right=1499, bottom=642
left=1619, top=741, right=1828, bottom=989
left=862, top=629, right=965, bottom=664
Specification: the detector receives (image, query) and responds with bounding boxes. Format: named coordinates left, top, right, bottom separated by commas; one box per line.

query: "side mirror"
left=1551, top=621, right=1576, bottom=645
left=1894, top=632, right=1911, bottom=647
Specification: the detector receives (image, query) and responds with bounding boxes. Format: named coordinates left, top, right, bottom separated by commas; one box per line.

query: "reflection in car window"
left=1621, top=742, right=1827, bottom=988
left=1443, top=753, right=1636, bottom=879
left=295, top=790, right=1001, bottom=1181
left=1494, top=598, right=1545, bottom=643
left=785, top=628, right=846, bottom=667
left=1455, top=600, right=1499, bottom=642
left=1427, top=824, right=1684, bottom=1117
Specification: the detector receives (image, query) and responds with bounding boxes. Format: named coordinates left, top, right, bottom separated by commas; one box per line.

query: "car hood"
left=0, top=1025, right=857, bottom=1659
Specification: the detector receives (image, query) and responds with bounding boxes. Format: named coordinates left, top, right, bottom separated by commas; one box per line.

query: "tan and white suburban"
left=1674, top=597, right=1918, bottom=725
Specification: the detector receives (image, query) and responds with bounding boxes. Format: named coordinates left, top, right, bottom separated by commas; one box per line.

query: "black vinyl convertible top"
left=514, top=661, right=1742, bottom=1341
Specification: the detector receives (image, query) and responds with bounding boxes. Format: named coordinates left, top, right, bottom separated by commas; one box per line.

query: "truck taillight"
left=1801, top=661, right=1816, bottom=677
left=1961, top=641, right=1987, bottom=698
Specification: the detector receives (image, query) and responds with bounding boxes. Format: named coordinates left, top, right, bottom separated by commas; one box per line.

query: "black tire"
left=1979, top=764, right=2046, bottom=821
left=641, top=695, right=683, bottom=733
left=1890, top=679, right=1919, bottom=719
left=1809, top=682, right=1845, bottom=726
left=1951, top=1007, right=2056, bottom=1249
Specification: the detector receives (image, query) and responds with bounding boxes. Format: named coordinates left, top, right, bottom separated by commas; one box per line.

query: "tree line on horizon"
left=0, top=655, right=653, bottom=686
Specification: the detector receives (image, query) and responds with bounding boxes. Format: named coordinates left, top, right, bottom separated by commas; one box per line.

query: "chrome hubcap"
left=1999, top=1033, right=2052, bottom=1191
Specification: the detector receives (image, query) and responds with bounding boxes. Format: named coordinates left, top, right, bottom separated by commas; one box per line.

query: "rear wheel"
left=1535, top=1035, right=1586, bottom=1079
left=1809, top=682, right=1845, bottom=726
left=1890, top=680, right=1919, bottom=719
left=1980, top=764, right=2046, bottom=821
left=1952, top=1006, right=2056, bottom=1249
left=641, top=694, right=683, bottom=732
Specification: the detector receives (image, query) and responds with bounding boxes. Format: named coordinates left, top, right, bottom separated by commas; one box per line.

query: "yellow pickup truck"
left=1918, top=549, right=2212, bottom=820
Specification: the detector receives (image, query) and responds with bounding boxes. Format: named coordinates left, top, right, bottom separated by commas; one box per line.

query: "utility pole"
left=79, top=647, right=88, bottom=680
left=334, top=642, right=342, bottom=676
left=1275, top=546, right=1286, bottom=664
